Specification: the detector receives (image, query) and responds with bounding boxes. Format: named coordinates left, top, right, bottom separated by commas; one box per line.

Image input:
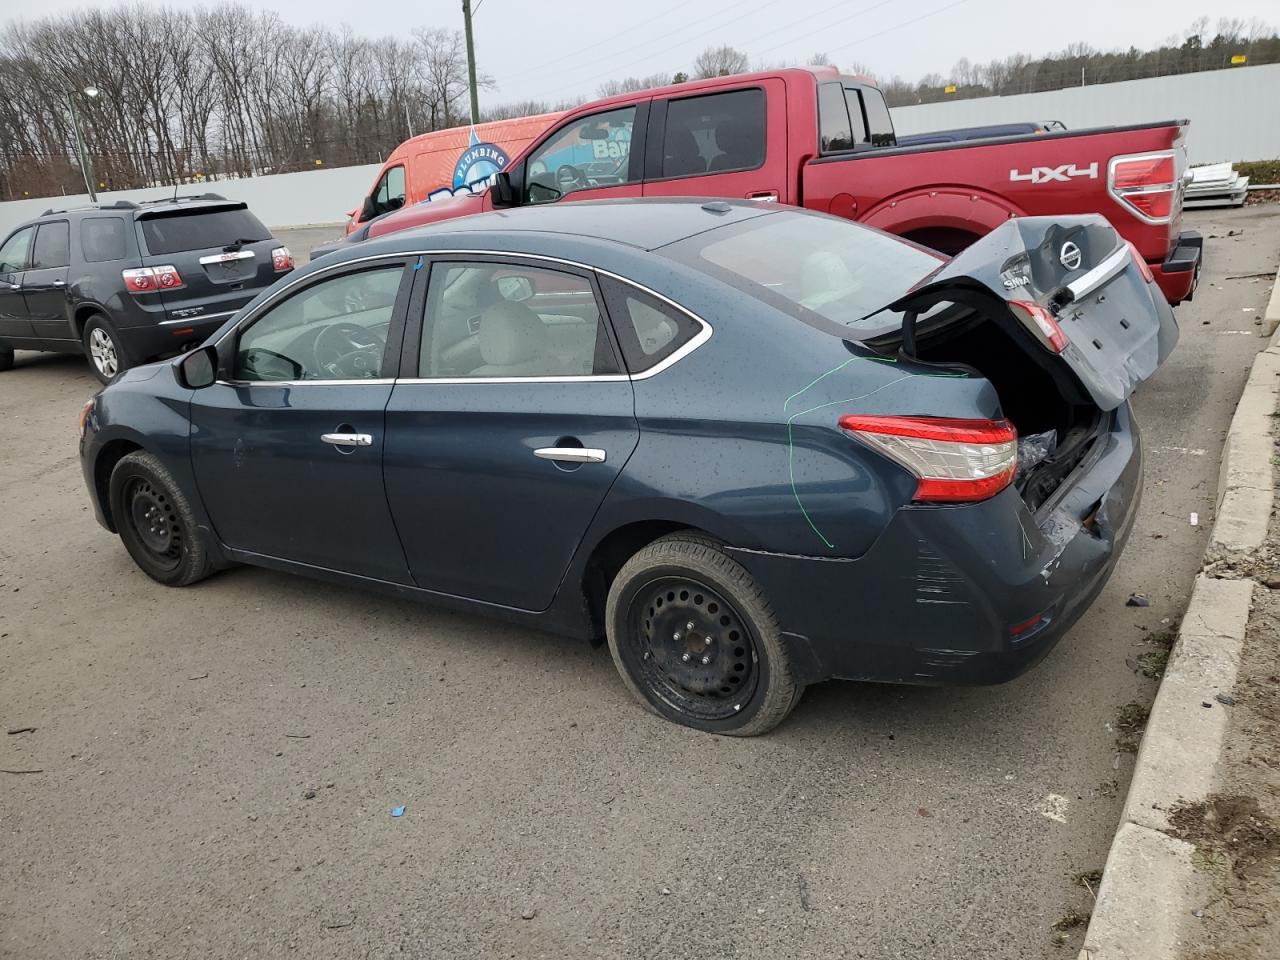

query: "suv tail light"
left=1108, top=151, right=1177, bottom=223
left=122, top=265, right=184, bottom=293
left=1008, top=300, right=1068, bottom=353
left=839, top=415, right=1018, bottom=503
left=271, top=246, right=294, bottom=271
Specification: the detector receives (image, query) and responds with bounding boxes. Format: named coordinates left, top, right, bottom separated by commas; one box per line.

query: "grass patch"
left=1144, top=623, right=1179, bottom=649
left=1236, top=159, right=1280, bottom=184
left=1115, top=702, right=1151, bottom=752
left=1072, top=868, right=1103, bottom=891
left=1136, top=650, right=1170, bottom=680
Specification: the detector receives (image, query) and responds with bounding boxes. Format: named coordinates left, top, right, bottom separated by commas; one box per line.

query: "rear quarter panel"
left=803, top=124, right=1186, bottom=263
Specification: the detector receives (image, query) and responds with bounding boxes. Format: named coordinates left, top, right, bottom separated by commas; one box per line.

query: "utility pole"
left=66, top=91, right=97, bottom=202
left=462, top=0, right=480, bottom=124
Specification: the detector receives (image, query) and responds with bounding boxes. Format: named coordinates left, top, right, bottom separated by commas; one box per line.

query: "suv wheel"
left=0, top=343, right=12, bottom=372
left=83, top=315, right=130, bottom=384
left=605, top=533, right=803, bottom=736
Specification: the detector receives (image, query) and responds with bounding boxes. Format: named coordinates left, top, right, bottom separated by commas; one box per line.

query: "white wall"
left=891, top=63, right=1280, bottom=166
left=0, top=162, right=382, bottom=236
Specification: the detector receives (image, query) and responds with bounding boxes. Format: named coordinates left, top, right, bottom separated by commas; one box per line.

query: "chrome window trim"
left=215, top=378, right=397, bottom=387
left=214, top=248, right=713, bottom=385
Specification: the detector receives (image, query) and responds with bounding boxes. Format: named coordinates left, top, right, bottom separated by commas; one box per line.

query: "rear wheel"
left=83, top=314, right=131, bottom=384
left=109, top=451, right=214, bottom=587
left=605, top=533, right=802, bottom=736
left=0, top=343, right=12, bottom=372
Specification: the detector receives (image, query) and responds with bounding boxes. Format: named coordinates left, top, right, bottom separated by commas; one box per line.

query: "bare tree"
left=693, top=45, right=749, bottom=79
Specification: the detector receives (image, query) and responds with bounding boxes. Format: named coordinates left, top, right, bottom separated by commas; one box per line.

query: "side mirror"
left=176, top=345, right=217, bottom=389
left=490, top=171, right=516, bottom=208
left=359, top=195, right=377, bottom=222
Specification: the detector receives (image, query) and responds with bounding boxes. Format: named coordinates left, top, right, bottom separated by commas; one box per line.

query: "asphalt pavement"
left=1, top=207, right=1278, bottom=960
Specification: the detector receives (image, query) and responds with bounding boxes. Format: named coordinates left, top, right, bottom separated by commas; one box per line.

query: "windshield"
left=663, top=211, right=944, bottom=336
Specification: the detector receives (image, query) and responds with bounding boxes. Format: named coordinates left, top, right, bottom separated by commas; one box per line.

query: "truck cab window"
left=661, top=88, right=765, bottom=177
left=525, top=107, right=638, bottom=204
left=858, top=89, right=896, bottom=148
left=818, top=83, right=854, bottom=152
left=372, top=165, right=406, bottom=218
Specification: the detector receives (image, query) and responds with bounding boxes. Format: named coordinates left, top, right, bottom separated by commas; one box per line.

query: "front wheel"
left=109, top=451, right=214, bottom=586
left=605, top=534, right=803, bottom=736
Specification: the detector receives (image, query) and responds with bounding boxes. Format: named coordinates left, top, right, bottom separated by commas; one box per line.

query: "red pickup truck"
left=341, top=66, right=1201, bottom=305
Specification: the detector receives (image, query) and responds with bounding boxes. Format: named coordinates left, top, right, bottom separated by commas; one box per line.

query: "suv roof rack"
left=136, top=192, right=231, bottom=206
left=39, top=198, right=140, bottom=217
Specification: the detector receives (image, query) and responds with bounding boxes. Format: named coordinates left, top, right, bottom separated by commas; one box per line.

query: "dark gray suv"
left=0, top=195, right=292, bottom=383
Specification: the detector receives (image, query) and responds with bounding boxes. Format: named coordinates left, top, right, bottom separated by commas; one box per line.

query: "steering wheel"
left=555, top=163, right=587, bottom=192
left=314, top=322, right=386, bottom=378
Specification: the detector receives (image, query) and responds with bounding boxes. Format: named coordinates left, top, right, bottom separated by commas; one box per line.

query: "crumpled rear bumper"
left=1152, top=230, right=1202, bottom=305
left=728, top=404, right=1143, bottom=686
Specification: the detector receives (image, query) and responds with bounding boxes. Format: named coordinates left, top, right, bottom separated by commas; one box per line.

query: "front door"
left=24, top=220, right=72, bottom=341
left=189, top=259, right=415, bottom=583
left=0, top=226, right=34, bottom=340
left=510, top=103, right=649, bottom=209
left=383, top=256, right=639, bottom=611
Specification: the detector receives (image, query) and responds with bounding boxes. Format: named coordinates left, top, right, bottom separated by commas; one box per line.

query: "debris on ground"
left=1132, top=650, right=1170, bottom=680
left=1126, top=593, right=1151, bottom=607
left=303, top=788, right=317, bottom=800
left=391, top=805, right=406, bottom=817
left=1216, top=693, right=1237, bottom=706
left=520, top=907, right=537, bottom=920
left=1114, top=702, right=1151, bottom=752
left=6, top=726, right=36, bottom=734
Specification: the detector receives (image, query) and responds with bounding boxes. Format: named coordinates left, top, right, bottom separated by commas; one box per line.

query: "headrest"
left=479, top=300, right=545, bottom=366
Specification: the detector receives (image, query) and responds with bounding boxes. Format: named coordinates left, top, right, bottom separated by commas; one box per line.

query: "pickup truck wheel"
left=83, top=314, right=131, bottom=384
left=605, top=534, right=802, bottom=736
left=0, top=343, right=12, bottom=372
left=109, top=451, right=214, bottom=587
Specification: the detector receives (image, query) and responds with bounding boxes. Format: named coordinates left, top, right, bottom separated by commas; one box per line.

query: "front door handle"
left=748, top=191, right=778, bottom=202
left=52, top=279, right=66, bottom=287
left=534, top=446, right=606, bottom=464
left=7, top=283, right=18, bottom=291
left=321, top=432, right=373, bottom=448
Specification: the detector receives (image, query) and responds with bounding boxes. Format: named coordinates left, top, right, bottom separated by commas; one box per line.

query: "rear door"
left=891, top=216, right=1178, bottom=410
left=382, top=255, right=639, bottom=611
left=24, top=220, right=72, bottom=341
left=643, top=81, right=786, bottom=202
left=136, top=204, right=284, bottom=322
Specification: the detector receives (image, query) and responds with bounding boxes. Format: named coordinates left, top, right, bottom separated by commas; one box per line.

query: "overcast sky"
left=4, top=0, right=1276, bottom=105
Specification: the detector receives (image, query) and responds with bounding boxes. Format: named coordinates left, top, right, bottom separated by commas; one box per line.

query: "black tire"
left=109, top=451, right=214, bottom=587
left=0, top=343, right=12, bottom=372
left=605, top=533, right=803, bottom=736
left=83, top=314, right=131, bottom=384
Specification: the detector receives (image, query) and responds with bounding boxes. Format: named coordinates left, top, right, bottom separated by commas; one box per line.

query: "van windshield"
left=661, top=211, right=944, bottom=336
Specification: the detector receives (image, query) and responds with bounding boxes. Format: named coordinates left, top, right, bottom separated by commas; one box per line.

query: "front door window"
left=524, top=107, right=638, bottom=204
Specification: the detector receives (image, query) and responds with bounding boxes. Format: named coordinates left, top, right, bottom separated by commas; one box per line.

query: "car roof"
left=31, top=195, right=244, bottom=222
left=366, top=198, right=780, bottom=255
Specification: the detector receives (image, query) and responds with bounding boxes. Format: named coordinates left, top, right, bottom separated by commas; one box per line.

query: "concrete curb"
left=1079, top=275, right=1279, bottom=959
left=1264, top=263, right=1280, bottom=337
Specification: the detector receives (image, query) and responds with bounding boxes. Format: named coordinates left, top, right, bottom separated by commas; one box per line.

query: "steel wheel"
left=629, top=576, right=760, bottom=721
left=88, top=326, right=118, bottom=379
left=122, top=476, right=183, bottom=573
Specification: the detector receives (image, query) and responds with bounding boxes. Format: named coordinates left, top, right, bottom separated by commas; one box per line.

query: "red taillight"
left=122, top=265, right=184, bottom=294
left=1109, top=151, right=1177, bottom=223
left=838, top=415, right=1018, bottom=503
left=1008, top=300, right=1069, bottom=353
left=1126, top=240, right=1154, bottom=284
left=271, top=246, right=294, bottom=272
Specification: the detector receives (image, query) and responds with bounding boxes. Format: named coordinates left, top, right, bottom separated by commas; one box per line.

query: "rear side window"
left=140, top=207, right=270, bottom=256
left=818, top=84, right=855, bottom=152
left=80, top=217, right=128, bottom=262
left=598, top=275, right=701, bottom=373
left=660, top=88, right=765, bottom=178
left=31, top=221, right=70, bottom=269
left=859, top=89, right=896, bottom=148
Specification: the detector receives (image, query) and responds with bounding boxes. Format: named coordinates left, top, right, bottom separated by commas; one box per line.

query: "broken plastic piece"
left=1126, top=593, right=1150, bottom=607
left=1014, top=429, right=1057, bottom=483
left=391, top=805, right=406, bottom=818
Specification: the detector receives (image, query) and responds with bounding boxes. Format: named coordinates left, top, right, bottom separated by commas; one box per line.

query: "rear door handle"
left=52, top=279, right=66, bottom=287
left=534, top=447, right=606, bottom=464
left=748, top=191, right=778, bottom=202
left=321, top=432, right=373, bottom=448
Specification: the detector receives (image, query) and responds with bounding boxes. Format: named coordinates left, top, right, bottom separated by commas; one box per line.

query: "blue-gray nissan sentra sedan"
left=79, top=199, right=1176, bottom=735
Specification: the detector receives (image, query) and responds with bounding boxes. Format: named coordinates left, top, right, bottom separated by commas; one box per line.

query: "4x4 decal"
left=1009, top=162, right=1099, bottom=184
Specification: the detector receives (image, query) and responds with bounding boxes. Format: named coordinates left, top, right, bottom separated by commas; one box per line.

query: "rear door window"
left=818, top=83, right=855, bottom=153
left=140, top=207, right=271, bottom=256
left=30, top=221, right=70, bottom=269
left=598, top=275, right=702, bottom=374
left=80, top=217, right=128, bottom=262
left=660, top=88, right=765, bottom=178
left=858, top=89, right=896, bottom=148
